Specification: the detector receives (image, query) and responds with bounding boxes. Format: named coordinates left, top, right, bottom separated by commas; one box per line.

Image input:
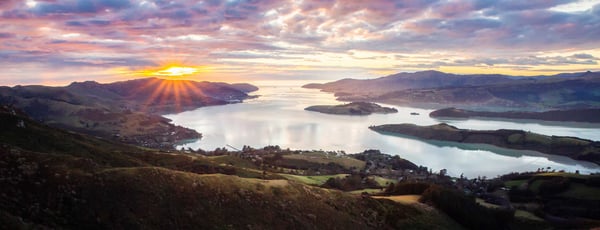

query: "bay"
left=165, top=81, right=600, bottom=177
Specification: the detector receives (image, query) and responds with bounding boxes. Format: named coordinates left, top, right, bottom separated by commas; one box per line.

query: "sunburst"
left=129, top=77, right=208, bottom=113
left=154, top=66, right=199, bottom=76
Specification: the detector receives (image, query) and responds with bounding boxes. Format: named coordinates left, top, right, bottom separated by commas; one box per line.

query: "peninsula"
left=305, top=102, right=397, bottom=115
left=369, top=123, right=600, bottom=165
left=430, top=107, right=600, bottom=123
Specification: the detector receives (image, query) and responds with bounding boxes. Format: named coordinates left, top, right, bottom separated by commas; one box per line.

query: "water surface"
left=165, top=82, right=600, bottom=177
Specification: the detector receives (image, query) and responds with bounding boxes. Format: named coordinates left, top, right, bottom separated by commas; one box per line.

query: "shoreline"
left=369, top=123, right=600, bottom=166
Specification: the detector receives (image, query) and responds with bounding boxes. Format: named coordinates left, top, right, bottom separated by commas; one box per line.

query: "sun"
left=153, top=66, right=199, bottom=76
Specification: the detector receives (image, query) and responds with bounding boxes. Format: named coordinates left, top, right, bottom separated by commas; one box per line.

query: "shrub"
left=383, top=182, right=430, bottom=195
left=322, top=174, right=379, bottom=191
left=538, top=177, right=570, bottom=196
left=585, top=176, right=600, bottom=187
left=508, top=187, right=535, bottom=202
left=420, top=185, right=514, bottom=230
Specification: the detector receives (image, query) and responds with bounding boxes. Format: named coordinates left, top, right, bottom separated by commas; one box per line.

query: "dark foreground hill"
left=304, top=70, right=600, bottom=111
left=0, top=78, right=257, bottom=149
left=0, top=106, right=462, bottom=229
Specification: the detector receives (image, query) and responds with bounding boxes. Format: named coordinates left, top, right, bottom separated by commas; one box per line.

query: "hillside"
left=304, top=71, right=600, bottom=111
left=303, top=70, right=528, bottom=94
left=369, top=123, right=600, bottom=164
left=0, top=78, right=257, bottom=149
left=0, top=106, right=464, bottom=229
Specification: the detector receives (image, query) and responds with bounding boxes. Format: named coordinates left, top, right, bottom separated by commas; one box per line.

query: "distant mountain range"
left=304, top=70, right=600, bottom=111
left=0, top=77, right=258, bottom=149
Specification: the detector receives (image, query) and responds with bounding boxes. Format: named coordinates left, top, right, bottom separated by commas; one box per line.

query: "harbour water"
left=165, top=81, right=600, bottom=177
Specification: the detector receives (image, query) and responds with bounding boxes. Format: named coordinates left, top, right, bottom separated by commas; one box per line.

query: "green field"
left=370, top=176, right=398, bottom=187
left=504, top=179, right=527, bottom=188
left=475, top=198, right=502, bottom=209
left=514, top=210, right=544, bottom=221
left=558, top=182, right=600, bottom=200
left=209, top=155, right=259, bottom=169
left=283, top=152, right=365, bottom=170
left=529, top=180, right=543, bottom=193
left=278, top=174, right=349, bottom=186
left=348, top=188, right=383, bottom=194
left=535, top=172, right=590, bottom=179
left=374, top=195, right=422, bottom=205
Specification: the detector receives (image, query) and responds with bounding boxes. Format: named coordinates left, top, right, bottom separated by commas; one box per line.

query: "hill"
left=304, top=71, right=600, bottom=111
left=0, top=78, right=257, bottom=149
left=430, top=107, right=600, bottom=123
left=0, top=105, right=464, bottom=229
left=303, top=70, right=526, bottom=93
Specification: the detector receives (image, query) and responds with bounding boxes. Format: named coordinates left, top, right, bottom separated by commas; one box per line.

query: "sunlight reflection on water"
left=165, top=81, right=600, bottom=177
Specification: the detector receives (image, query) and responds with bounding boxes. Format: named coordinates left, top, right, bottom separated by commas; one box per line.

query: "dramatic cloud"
left=0, top=0, right=599, bottom=85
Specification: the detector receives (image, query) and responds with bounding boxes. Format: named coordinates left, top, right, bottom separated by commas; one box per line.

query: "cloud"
left=32, top=0, right=132, bottom=15
left=0, top=49, right=155, bottom=68
left=0, top=0, right=599, bottom=84
left=401, top=55, right=599, bottom=68
left=571, top=53, right=598, bottom=59
left=0, top=33, right=16, bottom=39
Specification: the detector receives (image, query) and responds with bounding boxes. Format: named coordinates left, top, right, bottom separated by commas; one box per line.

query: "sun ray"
left=123, top=63, right=214, bottom=114
left=173, top=80, right=182, bottom=112
left=157, top=81, right=173, bottom=111
left=142, top=80, right=170, bottom=113
left=183, top=81, right=205, bottom=98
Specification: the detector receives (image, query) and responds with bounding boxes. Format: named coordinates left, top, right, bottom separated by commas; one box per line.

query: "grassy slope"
left=283, top=152, right=366, bottom=170
left=279, top=174, right=348, bottom=185
left=515, top=173, right=600, bottom=200
left=0, top=108, right=462, bottom=229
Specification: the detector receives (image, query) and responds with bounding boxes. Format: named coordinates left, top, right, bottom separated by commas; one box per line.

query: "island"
left=305, top=102, right=397, bottom=115
left=430, top=107, right=600, bottom=123
left=369, top=123, right=600, bottom=165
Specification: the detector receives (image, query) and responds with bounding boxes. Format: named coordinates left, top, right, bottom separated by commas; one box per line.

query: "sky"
left=1, top=0, right=600, bottom=86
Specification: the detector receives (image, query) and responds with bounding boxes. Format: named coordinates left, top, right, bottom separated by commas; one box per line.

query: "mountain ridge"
left=303, top=70, right=600, bottom=111
left=0, top=77, right=258, bottom=149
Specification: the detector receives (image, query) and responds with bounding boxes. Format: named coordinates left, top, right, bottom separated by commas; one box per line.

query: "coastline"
left=369, top=123, right=600, bottom=166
